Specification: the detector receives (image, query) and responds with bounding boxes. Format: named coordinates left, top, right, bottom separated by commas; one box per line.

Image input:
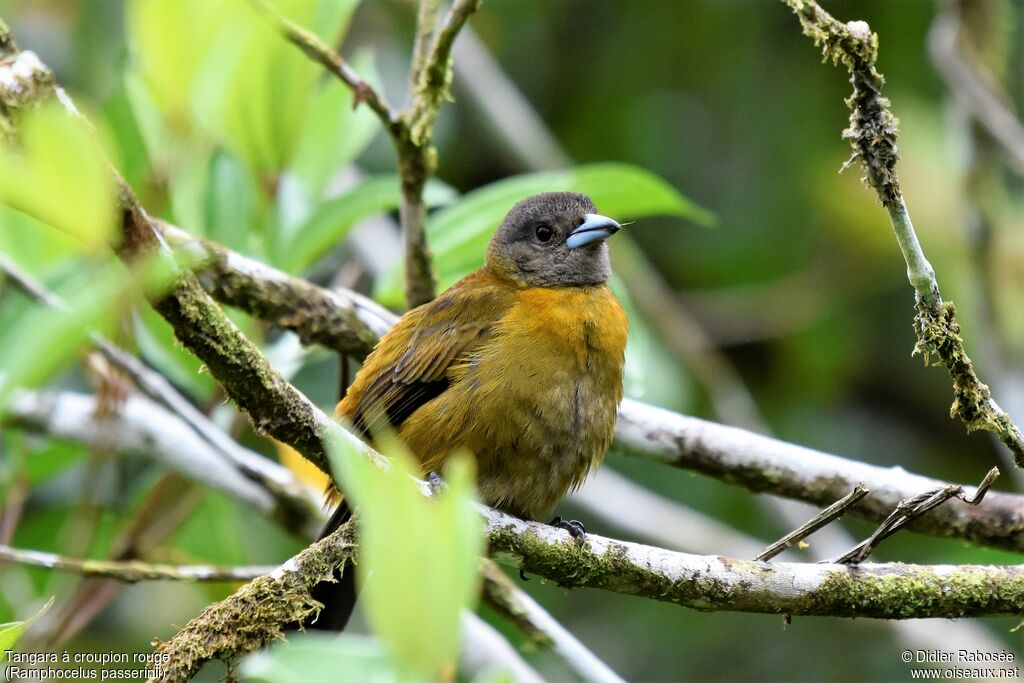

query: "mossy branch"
left=783, top=0, right=1024, bottom=465
left=152, top=522, right=359, bottom=683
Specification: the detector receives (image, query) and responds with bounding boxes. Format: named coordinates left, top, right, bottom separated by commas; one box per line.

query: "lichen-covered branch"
left=157, top=499, right=1024, bottom=683
left=617, top=399, right=1024, bottom=553
left=151, top=493, right=1024, bottom=681
left=783, top=0, right=1024, bottom=465
left=485, top=508, right=1024, bottom=619
left=162, top=222, right=391, bottom=357
left=0, top=544, right=274, bottom=583
left=154, top=521, right=359, bottom=683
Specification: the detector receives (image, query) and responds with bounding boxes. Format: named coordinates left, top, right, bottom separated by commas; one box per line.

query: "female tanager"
left=310, top=191, right=627, bottom=629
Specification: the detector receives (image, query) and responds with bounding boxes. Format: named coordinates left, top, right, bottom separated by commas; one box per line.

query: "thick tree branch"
left=163, top=222, right=391, bottom=356
left=0, top=544, right=274, bottom=583
left=617, top=399, right=1024, bottom=552
left=485, top=509, right=1024, bottom=619
left=783, top=0, right=1024, bottom=465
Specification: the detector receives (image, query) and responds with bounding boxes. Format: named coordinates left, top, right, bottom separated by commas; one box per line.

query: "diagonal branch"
left=756, top=483, right=870, bottom=561
left=783, top=0, right=1024, bottom=465
left=830, top=467, right=1000, bottom=564
left=245, top=0, right=396, bottom=128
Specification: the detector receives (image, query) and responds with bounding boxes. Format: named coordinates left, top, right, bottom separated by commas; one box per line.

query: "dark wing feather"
left=347, top=274, right=508, bottom=438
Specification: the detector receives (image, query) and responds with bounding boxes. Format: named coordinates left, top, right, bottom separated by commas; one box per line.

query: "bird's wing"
left=344, top=272, right=511, bottom=438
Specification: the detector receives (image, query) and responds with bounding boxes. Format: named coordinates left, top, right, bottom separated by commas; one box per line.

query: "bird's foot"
left=426, top=471, right=447, bottom=494
left=550, top=516, right=587, bottom=547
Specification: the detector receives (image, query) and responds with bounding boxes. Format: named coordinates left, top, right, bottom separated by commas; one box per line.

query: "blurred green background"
left=1, top=0, right=1023, bottom=681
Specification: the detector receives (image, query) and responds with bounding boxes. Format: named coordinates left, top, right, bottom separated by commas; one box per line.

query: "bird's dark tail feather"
left=305, top=501, right=358, bottom=631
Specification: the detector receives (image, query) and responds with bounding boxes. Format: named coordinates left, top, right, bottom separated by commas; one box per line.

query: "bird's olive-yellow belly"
left=400, top=334, right=621, bottom=518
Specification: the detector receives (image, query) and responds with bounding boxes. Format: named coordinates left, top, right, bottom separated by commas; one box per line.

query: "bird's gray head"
left=485, top=192, right=621, bottom=287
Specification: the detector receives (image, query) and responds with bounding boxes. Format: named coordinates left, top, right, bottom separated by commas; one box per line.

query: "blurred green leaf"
left=0, top=596, right=54, bottom=650
left=374, top=163, right=713, bottom=306
left=280, top=176, right=457, bottom=274
left=171, top=493, right=246, bottom=565
left=0, top=103, right=116, bottom=251
left=290, top=50, right=382, bottom=199
left=0, top=262, right=132, bottom=412
left=23, top=439, right=88, bottom=486
left=242, top=633, right=418, bottom=683
left=206, top=151, right=258, bottom=253
left=101, top=84, right=151, bottom=194
left=192, top=0, right=356, bottom=181
left=325, top=431, right=483, bottom=679
left=0, top=207, right=83, bottom=276
left=126, top=0, right=233, bottom=133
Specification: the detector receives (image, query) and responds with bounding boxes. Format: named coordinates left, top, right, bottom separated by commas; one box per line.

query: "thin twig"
left=0, top=252, right=63, bottom=307
left=0, top=544, right=274, bottom=582
left=756, top=484, right=870, bottom=561
left=410, top=0, right=442, bottom=90
left=783, top=0, right=1024, bottom=466
left=830, top=467, right=999, bottom=564
left=245, top=0, right=396, bottom=127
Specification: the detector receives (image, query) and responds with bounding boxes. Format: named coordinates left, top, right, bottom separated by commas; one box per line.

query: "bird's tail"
left=306, top=500, right=358, bottom=630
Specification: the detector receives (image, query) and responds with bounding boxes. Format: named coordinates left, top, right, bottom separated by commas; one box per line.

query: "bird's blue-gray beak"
left=566, top=213, right=621, bottom=249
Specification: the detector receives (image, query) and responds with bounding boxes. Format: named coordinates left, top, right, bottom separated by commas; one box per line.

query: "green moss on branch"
left=153, top=522, right=358, bottom=683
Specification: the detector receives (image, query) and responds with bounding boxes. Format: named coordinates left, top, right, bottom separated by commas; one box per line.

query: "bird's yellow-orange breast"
left=398, top=284, right=627, bottom=518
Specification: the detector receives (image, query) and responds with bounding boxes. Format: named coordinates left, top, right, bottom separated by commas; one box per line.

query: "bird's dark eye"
left=535, top=225, right=553, bottom=242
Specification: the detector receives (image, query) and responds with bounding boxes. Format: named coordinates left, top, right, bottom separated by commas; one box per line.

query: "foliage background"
left=1, top=0, right=1023, bottom=681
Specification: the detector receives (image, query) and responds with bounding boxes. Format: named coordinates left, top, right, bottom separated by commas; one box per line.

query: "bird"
left=308, top=191, right=627, bottom=630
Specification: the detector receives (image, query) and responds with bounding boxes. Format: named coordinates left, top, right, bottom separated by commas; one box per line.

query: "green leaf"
left=0, top=103, right=116, bottom=252
left=242, top=634, right=421, bottom=683
left=206, top=151, right=258, bottom=253
left=280, top=176, right=457, bottom=274
left=325, top=430, right=483, bottom=679
left=0, top=207, right=83, bottom=276
left=0, top=262, right=133, bottom=412
left=374, top=163, right=713, bottom=306
left=0, top=596, right=54, bottom=650
left=126, top=0, right=233, bottom=129
left=289, top=49, right=382, bottom=199
left=191, top=0, right=357, bottom=181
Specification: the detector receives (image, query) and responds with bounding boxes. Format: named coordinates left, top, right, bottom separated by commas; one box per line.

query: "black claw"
left=550, top=516, right=587, bottom=546
left=519, top=568, right=530, bottom=582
